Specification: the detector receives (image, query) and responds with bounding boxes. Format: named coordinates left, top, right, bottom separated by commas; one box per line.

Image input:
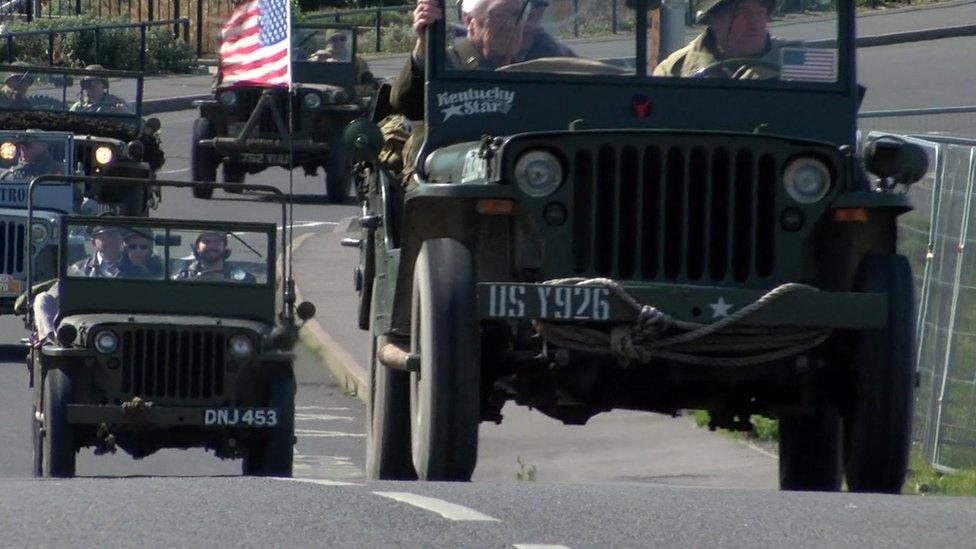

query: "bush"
left=0, top=15, right=197, bottom=73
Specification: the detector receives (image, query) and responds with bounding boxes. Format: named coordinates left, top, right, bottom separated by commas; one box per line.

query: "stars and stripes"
left=218, top=0, right=292, bottom=88
left=780, top=47, right=838, bottom=83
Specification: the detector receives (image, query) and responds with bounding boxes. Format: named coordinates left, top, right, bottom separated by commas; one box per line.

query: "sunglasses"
left=126, top=243, right=150, bottom=250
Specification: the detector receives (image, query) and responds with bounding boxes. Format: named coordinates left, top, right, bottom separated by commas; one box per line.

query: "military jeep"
left=349, top=1, right=927, bottom=492
left=25, top=176, right=315, bottom=478
left=0, top=65, right=164, bottom=216
left=192, top=23, right=377, bottom=203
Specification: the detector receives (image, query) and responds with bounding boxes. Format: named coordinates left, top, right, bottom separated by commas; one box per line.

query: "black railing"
left=0, top=18, right=189, bottom=70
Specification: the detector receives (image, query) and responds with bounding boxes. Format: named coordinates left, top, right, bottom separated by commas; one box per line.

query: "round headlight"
left=94, top=331, right=119, bottom=354
left=0, top=142, right=16, bottom=160
left=219, top=90, right=237, bottom=107
left=303, top=92, right=322, bottom=110
left=30, top=221, right=50, bottom=244
left=94, top=146, right=114, bottom=166
left=229, top=334, right=254, bottom=359
left=515, top=150, right=564, bottom=197
left=784, top=157, right=832, bottom=204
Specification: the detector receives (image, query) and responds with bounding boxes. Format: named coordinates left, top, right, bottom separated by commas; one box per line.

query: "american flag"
left=780, top=48, right=837, bottom=83
left=218, top=0, right=292, bottom=87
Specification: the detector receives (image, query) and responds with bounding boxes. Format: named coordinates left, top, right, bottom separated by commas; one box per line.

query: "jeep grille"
left=0, top=221, right=26, bottom=275
left=570, top=144, right=777, bottom=283
left=119, top=328, right=228, bottom=400
left=232, top=89, right=297, bottom=135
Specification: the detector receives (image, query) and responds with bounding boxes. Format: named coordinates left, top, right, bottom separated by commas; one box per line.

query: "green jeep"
left=0, top=65, right=164, bottom=216
left=349, top=1, right=928, bottom=492
left=191, top=23, right=377, bottom=203
left=25, top=176, right=315, bottom=478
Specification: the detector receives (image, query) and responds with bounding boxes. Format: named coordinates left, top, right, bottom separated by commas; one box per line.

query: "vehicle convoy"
left=348, top=0, right=927, bottom=492
left=0, top=64, right=165, bottom=216
left=0, top=130, right=83, bottom=314
left=23, top=176, right=315, bottom=478
left=192, top=23, right=378, bottom=203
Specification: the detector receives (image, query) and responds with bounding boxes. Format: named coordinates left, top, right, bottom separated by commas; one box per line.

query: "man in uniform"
left=0, top=61, right=35, bottom=109
left=654, top=0, right=786, bottom=78
left=68, top=225, right=126, bottom=277
left=69, top=65, right=130, bottom=114
left=0, top=132, right=64, bottom=182
left=308, top=30, right=374, bottom=92
left=172, top=231, right=255, bottom=282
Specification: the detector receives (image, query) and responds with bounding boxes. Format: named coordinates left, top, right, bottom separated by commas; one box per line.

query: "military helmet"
left=4, top=61, right=35, bottom=87
left=696, top=0, right=775, bottom=24
left=80, top=64, right=110, bottom=89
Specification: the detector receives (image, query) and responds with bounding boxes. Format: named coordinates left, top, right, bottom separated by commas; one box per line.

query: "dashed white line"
left=372, top=492, right=501, bottom=522
left=295, top=428, right=365, bottom=438
left=295, top=412, right=355, bottom=422
left=278, top=220, right=339, bottom=230
left=278, top=477, right=362, bottom=487
left=158, top=167, right=190, bottom=174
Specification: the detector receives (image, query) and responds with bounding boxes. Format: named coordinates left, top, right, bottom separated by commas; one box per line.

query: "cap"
left=91, top=225, right=122, bottom=237
left=696, top=0, right=775, bottom=24
left=80, top=65, right=109, bottom=88
left=461, top=0, right=482, bottom=13
left=124, top=227, right=155, bottom=242
left=4, top=61, right=35, bottom=87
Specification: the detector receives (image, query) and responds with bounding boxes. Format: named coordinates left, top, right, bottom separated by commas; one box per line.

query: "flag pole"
left=285, top=0, right=296, bottom=320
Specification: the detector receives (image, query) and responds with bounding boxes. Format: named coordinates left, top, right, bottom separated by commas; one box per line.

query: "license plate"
left=0, top=274, right=22, bottom=297
left=482, top=283, right=613, bottom=321
left=239, top=152, right=291, bottom=165
left=204, top=407, right=279, bottom=427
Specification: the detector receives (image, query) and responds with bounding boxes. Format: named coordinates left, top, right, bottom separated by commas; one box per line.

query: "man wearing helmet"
left=654, top=0, right=787, bottom=78
left=69, top=65, right=130, bottom=114
left=0, top=132, right=64, bottom=182
left=0, top=62, right=35, bottom=109
left=172, top=231, right=255, bottom=282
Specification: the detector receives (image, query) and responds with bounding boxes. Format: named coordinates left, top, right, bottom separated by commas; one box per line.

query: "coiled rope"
left=533, top=279, right=832, bottom=367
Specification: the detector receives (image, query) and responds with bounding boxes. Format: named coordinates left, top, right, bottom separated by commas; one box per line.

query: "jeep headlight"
left=94, top=146, right=114, bottom=166
left=784, top=157, right=831, bottom=204
left=515, top=150, right=563, bottom=197
left=303, top=92, right=322, bottom=110
left=219, top=89, right=237, bottom=107
left=0, top=142, right=16, bottom=161
left=93, top=330, right=119, bottom=354
left=30, top=221, right=50, bottom=244
left=229, top=334, right=254, bottom=359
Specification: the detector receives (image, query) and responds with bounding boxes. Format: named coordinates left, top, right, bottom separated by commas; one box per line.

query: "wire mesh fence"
left=878, top=131, right=976, bottom=470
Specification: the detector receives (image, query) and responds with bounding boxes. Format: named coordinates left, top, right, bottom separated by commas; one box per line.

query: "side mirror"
left=343, top=118, right=384, bottom=162
left=864, top=137, right=929, bottom=186
left=296, top=301, right=316, bottom=322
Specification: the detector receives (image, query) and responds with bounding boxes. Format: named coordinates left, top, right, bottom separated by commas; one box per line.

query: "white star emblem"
left=442, top=104, right=464, bottom=120
left=709, top=297, right=734, bottom=319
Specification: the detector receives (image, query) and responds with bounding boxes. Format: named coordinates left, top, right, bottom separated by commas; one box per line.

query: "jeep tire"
left=223, top=163, right=246, bottom=194
left=242, top=374, right=296, bottom=477
left=409, top=238, right=480, bottom=481
left=365, top=334, right=417, bottom=480
left=191, top=118, right=217, bottom=199
left=844, top=253, right=916, bottom=493
left=41, top=369, right=76, bottom=478
left=779, top=401, right=842, bottom=491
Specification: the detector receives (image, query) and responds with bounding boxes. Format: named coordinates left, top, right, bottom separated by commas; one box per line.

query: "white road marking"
left=279, top=220, right=338, bottom=231
left=513, top=545, right=572, bottom=549
left=278, top=477, right=362, bottom=487
left=372, top=492, right=501, bottom=522
left=295, top=428, right=366, bottom=438
left=297, top=405, right=353, bottom=411
left=158, top=167, right=190, bottom=174
left=745, top=442, right=779, bottom=460
left=295, top=412, right=355, bottom=421
left=293, top=454, right=363, bottom=479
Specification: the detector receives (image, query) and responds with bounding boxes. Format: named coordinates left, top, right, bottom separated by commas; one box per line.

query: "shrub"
left=0, top=15, right=197, bottom=73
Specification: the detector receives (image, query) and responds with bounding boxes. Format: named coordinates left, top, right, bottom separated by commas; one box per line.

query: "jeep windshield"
left=0, top=130, right=73, bottom=212
left=0, top=66, right=140, bottom=117
left=440, top=0, right=842, bottom=83
left=64, top=220, right=272, bottom=286
left=292, top=26, right=356, bottom=63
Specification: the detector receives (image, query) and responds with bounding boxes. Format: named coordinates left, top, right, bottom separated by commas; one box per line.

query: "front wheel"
left=365, top=334, right=417, bottom=480
left=41, top=369, right=76, bottom=478
left=409, top=238, right=480, bottom=481
left=191, top=118, right=217, bottom=199
left=242, top=375, right=296, bottom=477
left=844, top=253, right=916, bottom=493
left=779, top=401, right=842, bottom=492
left=223, top=163, right=246, bottom=194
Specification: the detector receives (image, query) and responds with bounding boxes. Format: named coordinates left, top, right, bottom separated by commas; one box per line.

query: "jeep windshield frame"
left=56, top=216, right=277, bottom=324
left=420, top=0, right=857, bottom=164
left=288, top=22, right=358, bottom=89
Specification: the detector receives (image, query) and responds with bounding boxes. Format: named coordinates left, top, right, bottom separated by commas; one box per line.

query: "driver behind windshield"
left=69, top=65, right=130, bottom=114
left=0, top=62, right=35, bottom=109
left=172, top=231, right=256, bottom=282
left=0, top=132, right=64, bottom=181
left=654, top=0, right=786, bottom=78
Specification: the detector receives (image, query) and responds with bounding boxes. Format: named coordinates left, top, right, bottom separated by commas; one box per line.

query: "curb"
left=143, top=94, right=208, bottom=115
left=289, top=228, right=370, bottom=405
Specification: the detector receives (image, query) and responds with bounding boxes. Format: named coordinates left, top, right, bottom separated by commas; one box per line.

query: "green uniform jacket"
left=69, top=93, right=129, bottom=113
left=391, top=39, right=492, bottom=121
left=654, top=30, right=795, bottom=77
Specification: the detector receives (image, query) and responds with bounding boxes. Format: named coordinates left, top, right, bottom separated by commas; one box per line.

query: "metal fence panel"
left=877, top=131, right=976, bottom=469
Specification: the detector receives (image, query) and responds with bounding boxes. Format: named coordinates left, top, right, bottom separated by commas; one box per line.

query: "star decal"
left=442, top=104, right=464, bottom=120
left=709, top=297, right=734, bottom=319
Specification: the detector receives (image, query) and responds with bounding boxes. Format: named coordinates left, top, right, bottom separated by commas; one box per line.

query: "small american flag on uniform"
left=218, top=0, right=292, bottom=88
left=780, top=48, right=837, bottom=83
